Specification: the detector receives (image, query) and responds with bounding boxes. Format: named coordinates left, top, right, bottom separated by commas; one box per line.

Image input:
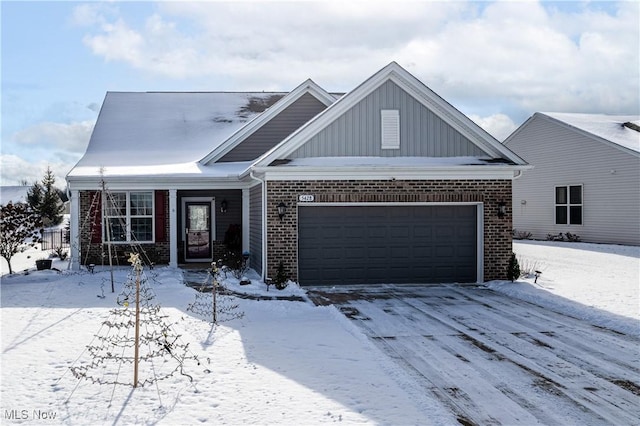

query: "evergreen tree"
left=273, top=261, right=289, bottom=290
left=0, top=203, right=42, bottom=274
left=27, top=181, right=43, bottom=212
left=507, top=253, right=521, bottom=282
left=39, top=166, right=64, bottom=226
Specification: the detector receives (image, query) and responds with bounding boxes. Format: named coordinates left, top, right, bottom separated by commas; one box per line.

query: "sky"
left=1, top=1, right=639, bottom=189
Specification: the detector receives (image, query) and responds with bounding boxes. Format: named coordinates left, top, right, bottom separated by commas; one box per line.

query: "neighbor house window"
left=555, top=185, right=582, bottom=225
left=104, top=191, right=154, bottom=242
left=381, top=109, right=400, bottom=149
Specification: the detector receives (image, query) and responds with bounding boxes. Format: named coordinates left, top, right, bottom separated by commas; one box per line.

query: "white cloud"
left=1, top=155, right=70, bottom=189
left=6, top=120, right=93, bottom=187
left=74, top=1, right=639, bottom=119
left=469, top=114, right=518, bottom=141
left=70, top=3, right=117, bottom=27
left=12, top=120, right=95, bottom=153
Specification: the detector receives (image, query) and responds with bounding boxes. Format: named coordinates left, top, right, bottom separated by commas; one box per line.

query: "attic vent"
left=622, top=121, right=640, bottom=132
left=381, top=109, right=400, bottom=149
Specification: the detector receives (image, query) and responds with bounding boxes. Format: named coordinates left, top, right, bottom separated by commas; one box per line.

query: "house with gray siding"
left=67, top=62, right=529, bottom=285
left=504, top=112, right=640, bottom=246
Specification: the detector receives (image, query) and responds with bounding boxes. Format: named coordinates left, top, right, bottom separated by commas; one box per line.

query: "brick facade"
left=265, top=179, right=512, bottom=282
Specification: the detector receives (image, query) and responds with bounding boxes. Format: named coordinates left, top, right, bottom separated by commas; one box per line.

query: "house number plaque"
left=298, top=194, right=315, bottom=202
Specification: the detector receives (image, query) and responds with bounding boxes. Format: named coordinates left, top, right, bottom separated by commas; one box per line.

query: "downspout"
left=249, top=170, right=268, bottom=282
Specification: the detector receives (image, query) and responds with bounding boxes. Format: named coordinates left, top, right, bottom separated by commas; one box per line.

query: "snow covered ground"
left=1, top=240, right=638, bottom=424
left=491, top=240, right=639, bottom=336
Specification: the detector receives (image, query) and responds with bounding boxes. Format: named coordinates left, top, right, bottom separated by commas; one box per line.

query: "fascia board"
left=253, top=165, right=526, bottom=181
left=537, top=113, right=640, bottom=158
left=66, top=175, right=250, bottom=191
left=200, top=79, right=335, bottom=165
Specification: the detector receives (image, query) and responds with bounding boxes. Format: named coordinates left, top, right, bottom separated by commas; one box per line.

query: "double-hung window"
left=104, top=191, right=154, bottom=243
left=555, top=185, right=582, bottom=225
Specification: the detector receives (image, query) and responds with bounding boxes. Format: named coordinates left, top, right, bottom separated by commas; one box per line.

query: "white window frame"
left=381, top=109, right=400, bottom=149
left=554, top=184, right=583, bottom=225
left=103, top=191, right=155, bottom=243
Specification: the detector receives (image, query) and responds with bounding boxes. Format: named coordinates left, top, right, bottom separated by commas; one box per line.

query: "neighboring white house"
left=503, top=112, right=640, bottom=246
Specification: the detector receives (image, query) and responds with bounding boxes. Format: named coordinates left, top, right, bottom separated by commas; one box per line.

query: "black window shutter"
left=155, top=190, right=167, bottom=242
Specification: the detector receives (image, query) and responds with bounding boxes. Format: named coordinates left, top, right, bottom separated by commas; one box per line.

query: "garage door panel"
left=345, top=250, right=366, bottom=260
left=298, top=205, right=477, bottom=285
left=367, top=247, right=387, bottom=259
left=390, top=247, right=410, bottom=258
left=435, top=226, right=455, bottom=238
left=457, top=245, right=476, bottom=258
left=456, top=207, right=477, bottom=219
left=342, top=225, right=364, bottom=238
left=434, top=246, right=455, bottom=258
left=367, top=228, right=387, bottom=238
left=458, top=227, right=476, bottom=238
left=322, top=250, right=343, bottom=261
left=414, top=225, right=433, bottom=238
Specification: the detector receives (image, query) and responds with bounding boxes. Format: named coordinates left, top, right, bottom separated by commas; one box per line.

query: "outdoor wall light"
left=220, top=199, right=228, bottom=213
left=277, top=202, right=287, bottom=221
left=498, top=201, right=507, bottom=218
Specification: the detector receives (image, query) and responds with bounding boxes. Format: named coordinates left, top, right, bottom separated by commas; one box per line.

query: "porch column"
left=69, top=190, right=80, bottom=270
left=242, top=188, right=250, bottom=254
left=169, top=189, right=178, bottom=268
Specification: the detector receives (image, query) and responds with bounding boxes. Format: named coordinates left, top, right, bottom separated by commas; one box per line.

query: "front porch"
left=71, top=187, right=249, bottom=271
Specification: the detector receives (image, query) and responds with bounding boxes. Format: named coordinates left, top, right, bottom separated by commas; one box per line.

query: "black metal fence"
left=41, top=229, right=70, bottom=251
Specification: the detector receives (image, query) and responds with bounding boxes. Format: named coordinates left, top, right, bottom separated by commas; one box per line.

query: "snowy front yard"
left=1, top=241, right=638, bottom=425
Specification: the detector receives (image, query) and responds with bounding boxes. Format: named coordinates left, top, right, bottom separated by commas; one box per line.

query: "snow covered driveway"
left=308, top=285, right=640, bottom=425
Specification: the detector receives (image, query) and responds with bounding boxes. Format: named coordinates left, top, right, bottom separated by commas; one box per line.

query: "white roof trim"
left=199, top=79, right=335, bottom=164
left=253, top=62, right=528, bottom=167
left=251, top=164, right=528, bottom=181
left=67, top=175, right=253, bottom=191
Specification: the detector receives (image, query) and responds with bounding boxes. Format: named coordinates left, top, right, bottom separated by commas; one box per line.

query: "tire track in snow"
left=315, top=285, right=640, bottom=425
left=397, top=286, right=640, bottom=425
left=363, top=293, right=604, bottom=424
left=405, top=287, right=640, bottom=424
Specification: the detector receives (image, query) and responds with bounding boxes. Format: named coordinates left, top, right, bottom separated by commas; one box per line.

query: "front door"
left=185, top=202, right=212, bottom=261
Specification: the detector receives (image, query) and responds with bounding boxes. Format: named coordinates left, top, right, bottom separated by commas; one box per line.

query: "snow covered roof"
left=0, top=186, right=30, bottom=205
left=540, top=112, right=640, bottom=154
left=68, top=92, right=285, bottom=177
left=200, top=80, right=337, bottom=165
left=69, top=161, right=253, bottom=180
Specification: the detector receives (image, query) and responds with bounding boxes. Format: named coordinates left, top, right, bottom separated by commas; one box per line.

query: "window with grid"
left=555, top=185, right=582, bottom=225
left=103, top=191, right=154, bottom=243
